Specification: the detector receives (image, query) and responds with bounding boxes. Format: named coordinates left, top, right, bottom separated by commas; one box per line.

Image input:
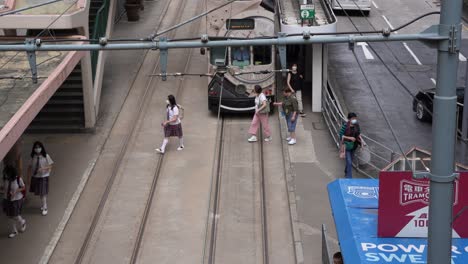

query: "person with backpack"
left=156, top=95, right=185, bottom=154
left=339, top=112, right=362, bottom=178
left=2, top=165, right=26, bottom=238
left=274, top=88, right=299, bottom=145
left=248, top=85, right=272, bottom=142
left=28, top=141, right=54, bottom=216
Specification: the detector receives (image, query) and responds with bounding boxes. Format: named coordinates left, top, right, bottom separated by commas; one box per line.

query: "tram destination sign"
left=300, top=4, right=315, bottom=19
left=226, top=19, right=255, bottom=30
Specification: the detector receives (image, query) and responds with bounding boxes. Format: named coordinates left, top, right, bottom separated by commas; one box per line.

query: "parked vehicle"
left=412, top=87, right=465, bottom=129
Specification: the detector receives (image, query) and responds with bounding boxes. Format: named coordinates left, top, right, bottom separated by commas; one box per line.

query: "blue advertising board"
left=328, top=179, right=468, bottom=263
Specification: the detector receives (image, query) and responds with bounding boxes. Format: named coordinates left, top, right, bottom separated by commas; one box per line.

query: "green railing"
left=91, top=0, right=110, bottom=80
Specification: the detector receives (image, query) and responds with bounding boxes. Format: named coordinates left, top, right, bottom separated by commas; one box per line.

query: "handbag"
left=339, top=144, right=346, bottom=159
left=356, top=144, right=371, bottom=165
left=258, top=98, right=270, bottom=114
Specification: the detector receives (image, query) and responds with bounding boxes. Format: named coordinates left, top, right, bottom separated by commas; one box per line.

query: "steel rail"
left=72, top=0, right=177, bottom=262
left=129, top=1, right=203, bottom=260
left=258, top=125, right=269, bottom=264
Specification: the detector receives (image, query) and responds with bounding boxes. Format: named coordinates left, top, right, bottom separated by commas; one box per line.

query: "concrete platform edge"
left=38, top=141, right=103, bottom=264
left=277, top=112, right=304, bottom=264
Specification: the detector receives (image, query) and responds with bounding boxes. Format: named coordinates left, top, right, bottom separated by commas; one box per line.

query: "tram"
left=206, top=0, right=276, bottom=113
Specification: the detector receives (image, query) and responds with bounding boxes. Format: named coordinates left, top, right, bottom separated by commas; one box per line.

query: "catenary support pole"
left=427, top=0, right=462, bottom=262
left=462, top=62, right=468, bottom=141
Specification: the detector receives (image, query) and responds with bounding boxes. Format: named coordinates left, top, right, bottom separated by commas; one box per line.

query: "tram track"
left=204, top=117, right=270, bottom=264
left=72, top=0, right=203, bottom=263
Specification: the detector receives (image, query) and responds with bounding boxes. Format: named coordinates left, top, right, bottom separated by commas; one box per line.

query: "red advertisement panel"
left=378, top=171, right=468, bottom=238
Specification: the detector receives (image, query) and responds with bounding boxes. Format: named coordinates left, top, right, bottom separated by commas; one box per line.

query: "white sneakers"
left=248, top=136, right=273, bottom=142
left=248, top=136, right=258, bottom=142
left=286, top=137, right=291, bottom=141
left=288, top=138, right=297, bottom=145
left=20, top=220, right=26, bottom=232
left=156, top=146, right=184, bottom=153
left=155, top=148, right=165, bottom=154
left=8, top=220, right=26, bottom=238
left=41, top=208, right=48, bottom=216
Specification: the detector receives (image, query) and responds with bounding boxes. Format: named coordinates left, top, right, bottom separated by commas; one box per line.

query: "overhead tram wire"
left=348, top=0, right=436, bottom=118
left=334, top=0, right=415, bottom=171
left=8, top=10, right=440, bottom=44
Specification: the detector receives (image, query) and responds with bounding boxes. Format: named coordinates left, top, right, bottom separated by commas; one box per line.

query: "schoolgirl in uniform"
left=2, top=165, right=26, bottom=238
left=28, top=141, right=54, bottom=216
left=156, top=95, right=185, bottom=154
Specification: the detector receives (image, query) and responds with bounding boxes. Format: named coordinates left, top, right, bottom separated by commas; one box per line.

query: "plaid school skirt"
left=164, top=123, right=183, bottom=138
left=2, top=199, right=23, bottom=217
left=30, top=177, right=49, bottom=196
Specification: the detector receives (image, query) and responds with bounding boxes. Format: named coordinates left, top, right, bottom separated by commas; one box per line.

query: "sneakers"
left=19, top=220, right=26, bottom=232
left=42, top=208, right=48, bottom=216
left=177, top=145, right=185, bottom=151
left=288, top=138, right=297, bottom=145
left=247, top=136, right=258, bottom=142
left=300, top=112, right=306, bottom=117
left=8, top=232, right=18, bottom=238
left=285, top=137, right=291, bottom=141
left=264, top=136, right=272, bottom=142
left=155, top=148, right=165, bottom=154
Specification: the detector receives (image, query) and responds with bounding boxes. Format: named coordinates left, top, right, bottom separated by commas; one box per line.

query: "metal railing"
left=321, top=224, right=333, bottom=264
left=91, top=0, right=110, bottom=80
left=322, top=81, right=399, bottom=178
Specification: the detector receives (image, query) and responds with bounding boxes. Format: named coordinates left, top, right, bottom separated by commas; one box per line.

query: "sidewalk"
left=278, top=83, right=362, bottom=264
left=0, top=1, right=168, bottom=263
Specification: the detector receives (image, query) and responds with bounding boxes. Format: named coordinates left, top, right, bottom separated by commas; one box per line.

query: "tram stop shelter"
left=328, top=179, right=468, bottom=264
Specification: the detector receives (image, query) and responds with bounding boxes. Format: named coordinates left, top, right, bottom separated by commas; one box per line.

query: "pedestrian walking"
left=274, top=88, right=299, bottom=145
left=28, top=141, right=53, bottom=216
left=2, top=165, right=26, bottom=238
left=287, top=63, right=306, bottom=117
left=156, top=95, right=185, bottom=154
left=339, top=113, right=362, bottom=178
left=248, top=85, right=272, bottom=142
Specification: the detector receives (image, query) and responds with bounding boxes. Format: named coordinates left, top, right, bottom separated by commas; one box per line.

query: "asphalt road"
left=329, top=0, right=468, bottom=165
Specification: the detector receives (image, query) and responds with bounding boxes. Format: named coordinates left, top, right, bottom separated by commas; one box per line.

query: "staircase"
left=27, top=64, right=86, bottom=133
left=89, top=0, right=105, bottom=35
left=27, top=0, right=109, bottom=133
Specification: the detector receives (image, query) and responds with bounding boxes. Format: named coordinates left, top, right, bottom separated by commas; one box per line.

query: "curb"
left=277, top=112, right=305, bottom=264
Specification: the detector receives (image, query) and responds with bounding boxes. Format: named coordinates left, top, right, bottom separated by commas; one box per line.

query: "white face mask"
left=166, top=99, right=170, bottom=105
left=34, top=148, right=42, bottom=154
left=351, top=119, right=358, bottom=125
left=292, top=66, right=297, bottom=71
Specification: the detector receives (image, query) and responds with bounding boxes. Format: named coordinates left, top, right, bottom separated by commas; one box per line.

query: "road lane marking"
left=459, top=53, right=467, bottom=62
left=357, top=42, right=375, bottom=60
left=403, top=42, right=422, bottom=65
left=431, top=78, right=436, bottom=85
left=372, top=1, right=379, bottom=9
left=382, top=15, right=395, bottom=30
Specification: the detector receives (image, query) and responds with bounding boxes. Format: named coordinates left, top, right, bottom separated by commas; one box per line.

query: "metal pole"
left=462, top=62, right=468, bottom=141
left=427, top=0, right=462, bottom=262
left=0, top=33, right=446, bottom=52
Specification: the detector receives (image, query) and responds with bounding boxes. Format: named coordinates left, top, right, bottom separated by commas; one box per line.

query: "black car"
left=413, top=87, right=465, bottom=127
